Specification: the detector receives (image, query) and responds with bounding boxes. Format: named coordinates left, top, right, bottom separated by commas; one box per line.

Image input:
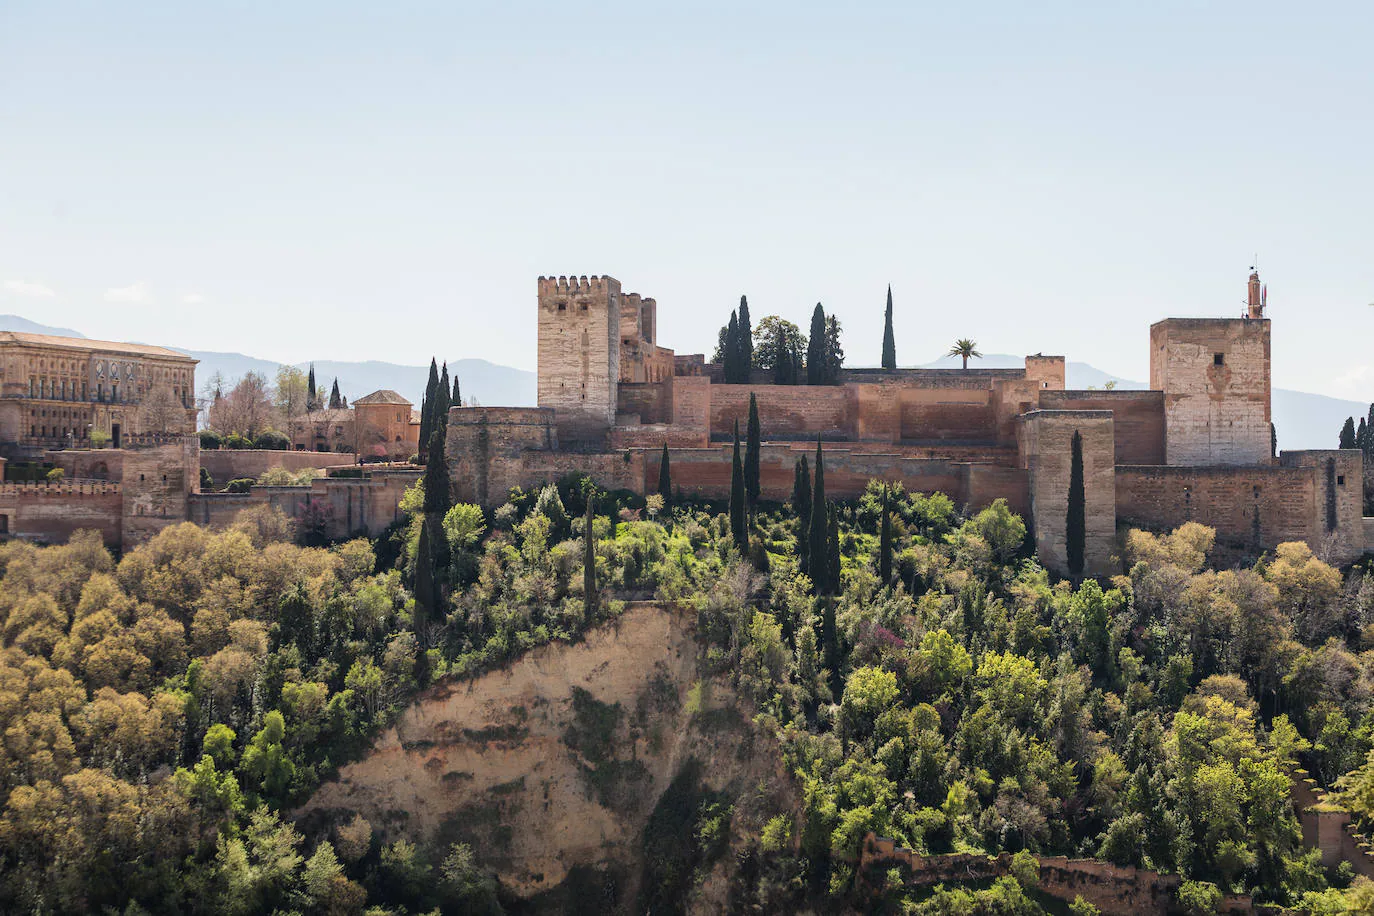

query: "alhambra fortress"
left=0, top=270, right=1367, bottom=574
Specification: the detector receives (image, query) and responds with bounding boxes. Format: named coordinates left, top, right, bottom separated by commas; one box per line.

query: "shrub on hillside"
left=198, top=430, right=222, bottom=450
left=222, top=433, right=253, bottom=450
left=254, top=429, right=291, bottom=450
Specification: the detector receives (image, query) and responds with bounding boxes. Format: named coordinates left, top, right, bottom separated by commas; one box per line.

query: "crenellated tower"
left=536, top=275, right=622, bottom=446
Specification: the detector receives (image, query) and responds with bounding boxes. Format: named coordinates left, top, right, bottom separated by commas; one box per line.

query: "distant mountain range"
left=0, top=315, right=1359, bottom=450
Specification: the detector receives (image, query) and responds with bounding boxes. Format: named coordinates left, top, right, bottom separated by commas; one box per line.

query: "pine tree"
left=881, top=285, right=897, bottom=369
left=730, top=421, right=748, bottom=549
left=826, top=508, right=841, bottom=596
left=329, top=379, right=343, bottom=410
left=1067, top=430, right=1086, bottom=577
left=307, top=364, right=318, bottom=410
left=583, top=485, right=598, bottom=623
left=809, top=441, right=828, bottom=593
left=878, top=484, right=893, bottom=587
left=807, top=304, right=826, bottom=386
left=745, top=393, right=761, bottom=508
left=795, top=456, right=812, bottom=576
left=419, top=358, right=438, bottom=458
left=658, top=443, right=672, bottom=506
left=737, top=295, right=753, bottom=377
left=1340, top=416, right=1357, bottom=450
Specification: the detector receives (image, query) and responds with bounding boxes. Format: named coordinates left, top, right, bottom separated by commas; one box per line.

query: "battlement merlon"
left=537, top=275, right=621, bottom=297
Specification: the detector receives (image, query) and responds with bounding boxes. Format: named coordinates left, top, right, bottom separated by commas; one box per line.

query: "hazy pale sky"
left=1, top=1, right=1371, bottom=397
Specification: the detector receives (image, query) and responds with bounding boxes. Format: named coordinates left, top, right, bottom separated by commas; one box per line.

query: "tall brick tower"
left=1150, top=272, right=1272, bottom=466
left=537, top=275, right=621, bottom=446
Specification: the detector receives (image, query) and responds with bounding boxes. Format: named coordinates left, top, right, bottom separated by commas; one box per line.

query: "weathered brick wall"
left=199, top=449, right=356, bottom=487
left=0, top=482, right=122, bottom=545
left=188, top=468, right=420, bottom=539
left=608, top=424, right=708, bottom=450
left=1281, top=449, right=1365, bottom=564
left=710, top=384, right=855, bottom=441
left=901, top=388, right=998, bottom=443
left=616, top=381, right=672, bottom=425
left=1151, top=318, right=1271, bottom=466
left=520, top=450, right=645, bottom=497
left=1019, top=411, right=1116, bottom=576
left=962, top=464, right=1030, bottom=520
left=1115, top=465, right=1313, bottom=551
left=48, top=448, right=125, bottom=480
left=537, top=275, right=620, bottom=444
left=446, top=407, right=556, bottom=507
left=670, top=375, right=710, bottom=437
left=1040, top=390, right=1167, bottom=465
left=1024, top=354, right=1066, bottom=389
left=121, top=439, right=197, bottom=546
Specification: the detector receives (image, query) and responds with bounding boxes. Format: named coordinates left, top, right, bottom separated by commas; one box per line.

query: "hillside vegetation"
left=3, top=475, right=1374, bottom=912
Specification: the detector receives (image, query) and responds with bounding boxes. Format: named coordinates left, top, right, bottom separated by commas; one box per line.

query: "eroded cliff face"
left=298, top=603, right=789, bottom=905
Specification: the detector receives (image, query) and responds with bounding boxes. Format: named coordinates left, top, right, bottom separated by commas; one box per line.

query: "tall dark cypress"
left=1067, top=430, right=1086, bottom=577
left=329, top=379, right=343, bottom=410
left=423, top=429, right=452, bottom=562
left=436, top=363, right=451, bottom=440
left=1366, top=404, right=1374, bottom=458
left=658, top=443, right=672, bottom=506
left=307, top=364, right=318, bottom=410
left=730, top=421, right=748, bottom=549
left=724, top=311, right=740, bottom=382
left=737, top=295, right=753, bottom=378
left=1359, top=418, right=1368, bottom=452
left=878, top=484, right=893, bottom=587
left=1340, top=416, right=1357, bottom=450
left=795, top=456, right=812, bottom=575
left=881, top=285, right=897, bottom=369
left=452, top=373, right=461, bottom=409
left=826, top=508, right=841, bottom=596
left=745, top=393, right=761, bottom=508
left=809, top=441, right=828, bottom=593
left=419, top=358, right=439, bottom=458
left=821, top=595, right=842, bottom=699
left=806, top=304, right=826, bottom=386
left=583, top=488, right=598, bottom=623
left=413, top=518, right=436, bottom=629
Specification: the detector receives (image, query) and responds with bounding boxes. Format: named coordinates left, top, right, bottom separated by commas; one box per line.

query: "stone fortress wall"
left=449, top=269, right=1370, bottom=574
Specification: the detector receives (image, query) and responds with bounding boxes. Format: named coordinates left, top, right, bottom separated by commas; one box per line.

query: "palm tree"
left=947, top=338, right=981, bottom=370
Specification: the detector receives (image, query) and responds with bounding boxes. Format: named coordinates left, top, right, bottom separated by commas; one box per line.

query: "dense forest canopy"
left=2, top=471, right=1374, bottom=913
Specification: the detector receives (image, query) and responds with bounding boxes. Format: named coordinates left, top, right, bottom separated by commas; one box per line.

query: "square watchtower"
left=537, top=275, right=621, bottom=446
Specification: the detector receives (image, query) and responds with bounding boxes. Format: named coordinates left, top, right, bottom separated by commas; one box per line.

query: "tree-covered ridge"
left=3, top=473, right=1374, bottom=912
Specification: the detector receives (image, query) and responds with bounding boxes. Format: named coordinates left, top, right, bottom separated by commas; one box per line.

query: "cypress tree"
left=826, top=507, right=841, bottom=596
left=1359, top=418, right=1368, bottom=452
left=423, top=430, right=452, bottom=579
left=583, top=486, right=598, bottom=623
left=307, top=364, right=318, bottom=410
left=745, top=393, right=761, bottom=508
left=737, top=295, right=753, bottom=378
left=419, top=358, right=438, bottom=458
left=881, top=285, right=897, bottom=369
left=435, top=362, right=451, bottom=440
left=730, top=421, right=748, bottom=549
left=792, top=341, right=805, bottom=387
left=795, top=456, right=812, bottom=575
left=1067, top=430, right=1086, bottom=577
left=878, top=484, right=893, bottom=587
left=724, top=311, right=740, bottom=382
left=820, top=595, right=841, bottom=699
left=1340, top=416, right=1357, bottom=450
left=809, top=441, right=828, bottom=593
left=413, top=518, right=436, bottom=630
left=452, top=373, right=461, bottom=409
left=658, top=443, right=672, bottom=506
left=1366, top=404, right=1374, bottom=456
left=824, top=315, right=844, bottom=384
left=329, top=379, right=343, bottom=410
left=807, top=304, right=826, bottom=385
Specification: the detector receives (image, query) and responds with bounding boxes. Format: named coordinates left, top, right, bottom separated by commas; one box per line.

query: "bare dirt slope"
left=299, top=602, right=788, bottom=902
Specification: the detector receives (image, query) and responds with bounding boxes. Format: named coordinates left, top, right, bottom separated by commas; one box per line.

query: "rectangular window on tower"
left=1213, top=353, right=1224, bottom=366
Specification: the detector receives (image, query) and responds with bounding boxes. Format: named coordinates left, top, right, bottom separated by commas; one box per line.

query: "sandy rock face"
left=299, top=603, right=774, bottom=899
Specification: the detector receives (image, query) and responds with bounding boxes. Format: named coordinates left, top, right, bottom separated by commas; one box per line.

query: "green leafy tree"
left=745, top=393, right=761, bottom=508
left=241, top=710, right=296, bottom=805
left=947, top=338, right=982, bottom=370
left=755, top=315, right=807, bottom=385
left=583, top=483, right=598, bottom=622
left=1067, top=430, right=1086, bottom=576
left=881, top=284, right=897, bottom=369
left=824, top=314, right=844, bottom=383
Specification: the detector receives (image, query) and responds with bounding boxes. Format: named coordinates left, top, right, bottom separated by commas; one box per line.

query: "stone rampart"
left=710, top=384, right=855, bottom=441
left=1040, top=390, right=1166, bottom=465
left=858, top=834, right=1257, bottom=916
left=1019, top=411, right=1116, bottom=576
left=200, top=449, right=356, bottom=487
left=0, top=482, right=123, bottom=545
